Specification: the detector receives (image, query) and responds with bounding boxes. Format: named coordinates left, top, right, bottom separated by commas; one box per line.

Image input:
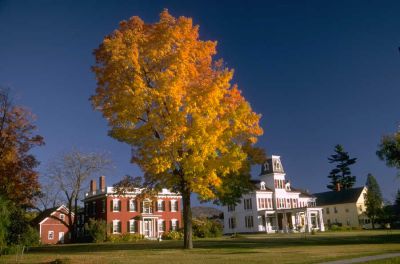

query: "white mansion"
left=222, top=155, right=325, bottom=234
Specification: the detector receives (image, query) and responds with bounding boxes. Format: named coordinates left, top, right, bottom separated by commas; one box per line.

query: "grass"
left=1, top=230, right=400, bottom=264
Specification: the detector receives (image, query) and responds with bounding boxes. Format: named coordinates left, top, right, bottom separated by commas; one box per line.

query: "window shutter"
left=135, top=220, right=139, bottom=234
left=127, top=200, right=130, bottom=211
left=153, top=201, right=157, bottom=212
left=110, top=200, right=113, bottom=211
left=176, top=220, right=179, bottom=229
left=169, top=201, right=172, bottom=212
left=110, top=223, right=113, bottom=233
left=127, top=221, right=130, bottom=232
left=176, top=201, right=179, bottom=211
left=163, top=221, right=166, bottom=231
left=162, top=201, right=165, bottom=211
left=170, top=220, right=173, bottom=231
left=140, top=200, right=143, bottom=213
left=118, top=200, right=121, bottom=212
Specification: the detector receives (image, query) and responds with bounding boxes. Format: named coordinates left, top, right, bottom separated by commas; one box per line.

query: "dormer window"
left=274, top=160, right=281, bottom=170
left=260, top=181, right=266, bottom=190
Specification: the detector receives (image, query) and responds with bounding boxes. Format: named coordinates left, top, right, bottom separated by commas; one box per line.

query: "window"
left=158, top=220, right=165, bottom=232
left=334, top=207, right=338, bottom=214
left=326, top=208, right=330, bottom=214
left=143, top=199, right=152, bottom=214
left=346, top=219, right=350, bottom=226
left=60, top=213, right=65, bottom=221
left=102, top=199, right=105, bottom=213
left=171, top=219, right=178, bottom=231
left=245, top=216, right=254, bottom=228
left=128, top=220, right=136, bottom=233
left=244, top=199, right=252, bottom=210
left=92, top=201, right=96, bottom=214
left=113, top=199, right=121, bottom=212
left=170, top=200, right=178, bottom=212
left=129, top=199, right=136, bottom=212
left=113, top=220, right=121, bottom=233
left=227, top=204, right=235, bottom=212
left=48, top=231, right=54, bottom=240
left=228, top=217, right=236, bottom=229
left=345, top=208, right=349, bottom=213
left=157, top=200, right=165, bottom=211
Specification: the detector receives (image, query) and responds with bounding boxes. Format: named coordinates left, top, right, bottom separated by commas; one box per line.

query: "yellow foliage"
left=91, top=10, right=263, bottom=200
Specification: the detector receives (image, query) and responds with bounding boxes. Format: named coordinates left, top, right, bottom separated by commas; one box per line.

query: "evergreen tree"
left=327, top=144, right=357, bottom=191
left=365, top=173, right=383, bottom=229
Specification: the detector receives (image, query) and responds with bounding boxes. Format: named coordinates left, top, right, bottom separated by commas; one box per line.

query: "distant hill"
left=192, top=206, right=222, bottom=219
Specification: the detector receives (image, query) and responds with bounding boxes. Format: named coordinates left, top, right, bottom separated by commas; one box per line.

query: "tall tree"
left=0, top=88, right=44, bottom=207
left=365, top=173, right=383, bottom=229
left=91, top=10, right=263, bottom=249
left=327, top=144, right=357, bottom=191
left=47, top=149, right=111, bottom=241
left=377, top=129, right=400, bottom=176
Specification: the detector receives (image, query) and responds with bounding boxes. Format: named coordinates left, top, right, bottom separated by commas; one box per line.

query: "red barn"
left=84, top=176, right=182, bottom=239
left=33, top=205, right=73, bottom=244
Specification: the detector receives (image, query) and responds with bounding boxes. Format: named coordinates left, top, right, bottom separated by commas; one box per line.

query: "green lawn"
left=2, top=230, right=400, bottom=264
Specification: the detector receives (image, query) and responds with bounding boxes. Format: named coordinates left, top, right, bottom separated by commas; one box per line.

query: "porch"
left=258, top=207, right=324, bottom=233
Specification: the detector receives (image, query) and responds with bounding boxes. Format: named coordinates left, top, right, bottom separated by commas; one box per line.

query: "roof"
left=291, top=187, right=315, bottom=198
left=31, top=205, right=71, bottom=226
left=313, top=187, right=365, bottom=206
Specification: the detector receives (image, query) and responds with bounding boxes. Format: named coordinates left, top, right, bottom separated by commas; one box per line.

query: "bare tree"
left=47, top=149, right=112, bottom=241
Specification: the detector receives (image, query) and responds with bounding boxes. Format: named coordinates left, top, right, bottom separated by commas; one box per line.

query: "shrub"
left=192, top=218, right=222, bottom=238
left=85, top=219, right=107, bottom=243
left=161, top=230, right=183, bottom=240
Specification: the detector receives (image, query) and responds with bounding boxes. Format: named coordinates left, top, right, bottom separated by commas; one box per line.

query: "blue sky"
left=0, top=0, right=399, bottom=204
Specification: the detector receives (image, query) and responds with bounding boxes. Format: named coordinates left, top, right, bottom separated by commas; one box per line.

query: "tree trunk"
left=182, top=188, right=193, bottom=249
left=371, top=218, right=375, bottom=229
left=73, top=197, right=78, bottom=242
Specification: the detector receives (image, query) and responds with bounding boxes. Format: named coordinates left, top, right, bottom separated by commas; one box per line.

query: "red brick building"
left=84, top=176, right=182, bottom=239
left=33, top=205, right=73, bottom=244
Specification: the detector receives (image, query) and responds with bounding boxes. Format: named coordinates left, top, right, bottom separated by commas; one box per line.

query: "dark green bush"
left=85, top=218, right=107, bottom=243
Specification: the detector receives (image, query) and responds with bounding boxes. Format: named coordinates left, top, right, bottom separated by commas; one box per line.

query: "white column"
left=318, top=210, right=325, bottom=231
left=306, top=211, right=312, bottom=233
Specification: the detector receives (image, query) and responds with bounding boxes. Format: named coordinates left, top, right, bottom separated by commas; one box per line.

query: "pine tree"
left=327, top=144, right=357, bottom=191
left=365, top=173, right=383, bottom=229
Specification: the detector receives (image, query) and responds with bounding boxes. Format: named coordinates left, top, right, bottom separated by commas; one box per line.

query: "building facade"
left=222, top=155, right=325, bottom=234
left=33, top=205, right=73, bottom=244
left=314, top=186, right=373, bottom=229
left=84, top=176, right=182, bottom=239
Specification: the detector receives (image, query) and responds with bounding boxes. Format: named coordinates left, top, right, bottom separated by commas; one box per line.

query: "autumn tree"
left=327, top=144, right=357, bottom=191
left=365, top=173, right=383, bottom=229
left=91, top=10, right=263, bottom=249
left=377, top=129, right=400, bottom=176
left=0, top=88, right=44, bottom=207
left=47, top=149, right=111, bottom=241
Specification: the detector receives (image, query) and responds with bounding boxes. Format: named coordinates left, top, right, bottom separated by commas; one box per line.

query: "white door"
left=143, top=219, right=153, bottom=237
left=58, top=232, right=65, bottom=244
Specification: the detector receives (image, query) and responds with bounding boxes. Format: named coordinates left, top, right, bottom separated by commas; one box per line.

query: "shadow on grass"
left=28, top=233, right=400, bottom=255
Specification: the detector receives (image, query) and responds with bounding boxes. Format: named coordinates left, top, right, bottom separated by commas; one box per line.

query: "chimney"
left=90, top=179, right=97, bottom=193
left=99, top=176, right=106, bottom=192
left=336, top=182, right=341, bottom=192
